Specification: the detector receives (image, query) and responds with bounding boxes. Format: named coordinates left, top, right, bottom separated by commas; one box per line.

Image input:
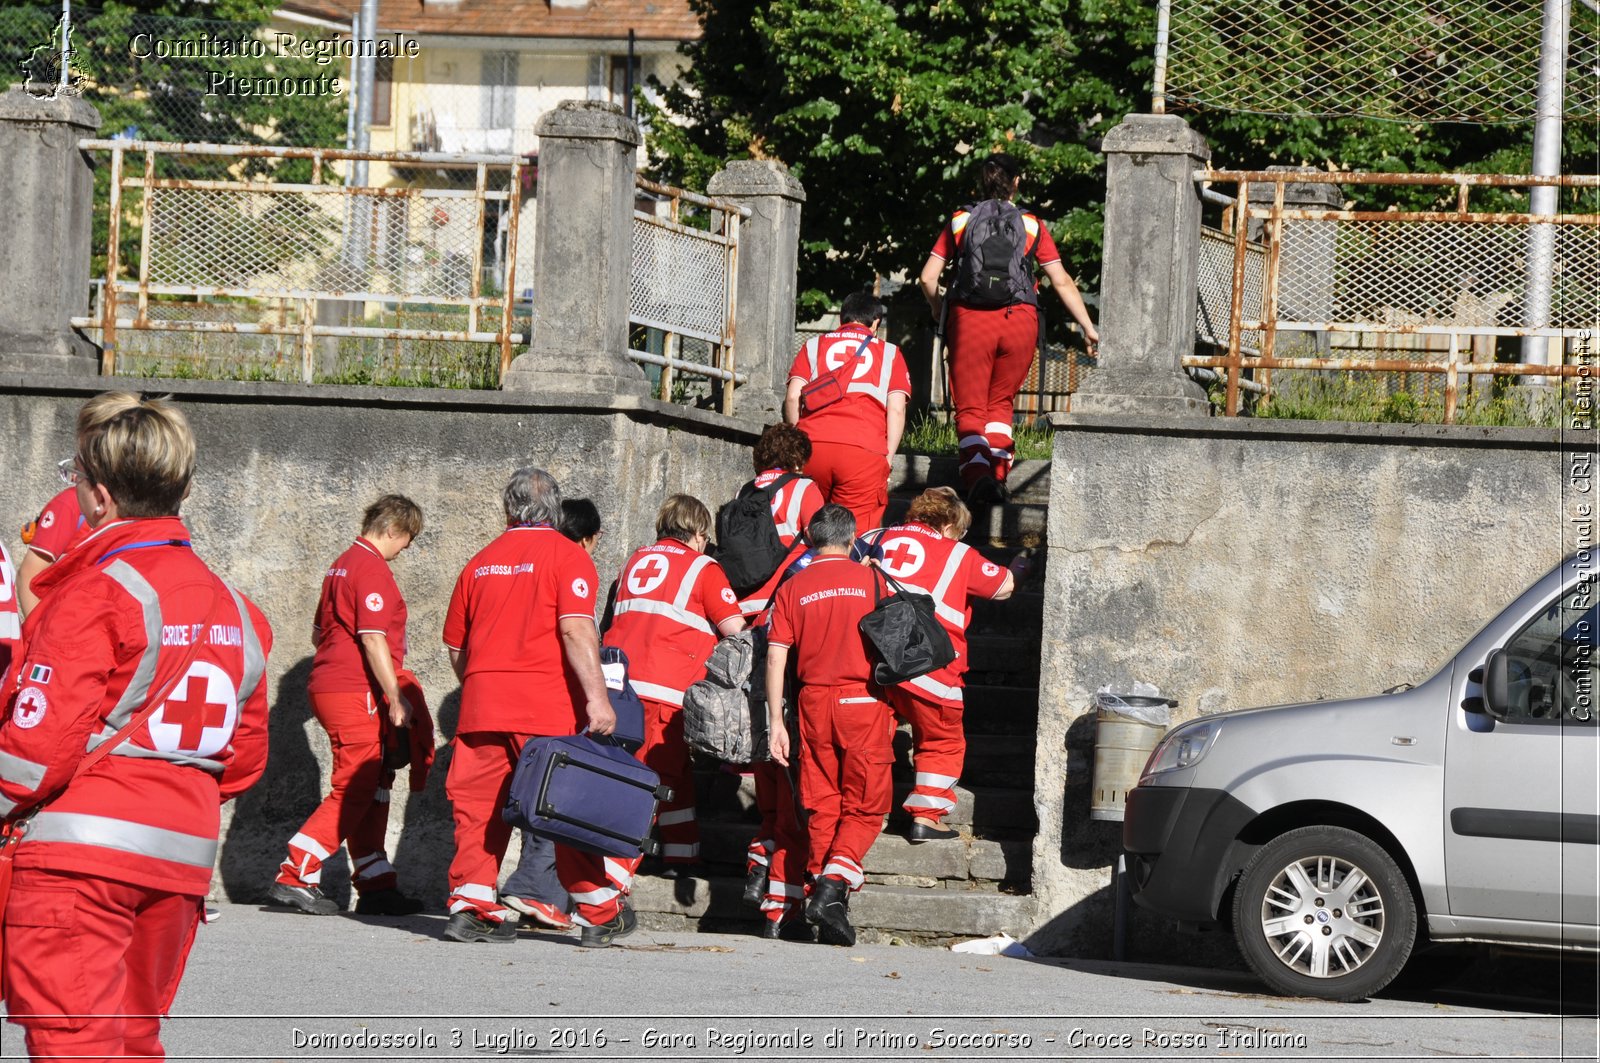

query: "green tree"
left=645, top=1, right=1585, bottom=317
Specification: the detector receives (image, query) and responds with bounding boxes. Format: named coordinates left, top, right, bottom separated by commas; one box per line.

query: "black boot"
left=742, top=864, right=770, bottom=907
left=804, top=876, right=855, bottom=947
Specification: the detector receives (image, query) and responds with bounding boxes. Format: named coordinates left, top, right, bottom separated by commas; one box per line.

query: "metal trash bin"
left=1089, top=693, right=1176, bottom=821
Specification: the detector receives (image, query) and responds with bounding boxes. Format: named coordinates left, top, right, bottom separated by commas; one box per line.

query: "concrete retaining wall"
left=0, top=375, right=761, bottom=905
left=1028, top=413, right=1593, bottom=958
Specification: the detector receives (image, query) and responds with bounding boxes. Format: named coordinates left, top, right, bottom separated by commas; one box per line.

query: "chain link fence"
left=1164, top=0, right=1600, bottom=123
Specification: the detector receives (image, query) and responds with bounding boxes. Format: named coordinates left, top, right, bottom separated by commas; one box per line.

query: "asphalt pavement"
left=4, top=902, right=1592, bottom=1062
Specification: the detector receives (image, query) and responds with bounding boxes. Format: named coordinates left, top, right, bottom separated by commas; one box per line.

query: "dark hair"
left=807, top=503, right=857, bottom=549
left=978, top=152, right=1021, bottom=201
left=559, top=497, right=602, bottom=542
left=840, top=290, right=887, bottom=327
left=752, top=423, right=812, bottom=474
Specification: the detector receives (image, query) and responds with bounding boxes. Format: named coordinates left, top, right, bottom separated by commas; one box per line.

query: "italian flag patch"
left=27, top=664, right=52, bottom=685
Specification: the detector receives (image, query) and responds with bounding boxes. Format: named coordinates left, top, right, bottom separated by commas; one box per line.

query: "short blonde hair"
left=77, top=391, right=143, bottom=437
left=905, top=486, right=971, bottom=539
left=77, top=395, right=195, bottom=518
left=362, top=494, right=424, bottom=539
left=656, top=494, right=712, bottom=543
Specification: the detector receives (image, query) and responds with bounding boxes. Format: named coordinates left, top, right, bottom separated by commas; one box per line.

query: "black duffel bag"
left=858, top=567, right=957, bottom=686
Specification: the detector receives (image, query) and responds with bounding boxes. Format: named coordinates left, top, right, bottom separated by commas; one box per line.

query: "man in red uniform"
left=855, top=488, right=1015, bottom=841
left=0, top=395, right=273, bottom=1061
left=784, top=291, right=911, bottom=535
left=917, top=153, right=1098, bottom=502
left=554, top=496, right=745, bottom=943
left=269, top=495, right=425, bottom=917
left=440, top=468, right=613, bottom=944
left=16, top=393, right=144, bottom=617
left=766, top=504, right=890, bottom=946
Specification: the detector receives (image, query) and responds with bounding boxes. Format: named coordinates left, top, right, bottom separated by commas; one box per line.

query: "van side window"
left=1501, top=579, right=1597, bottom=724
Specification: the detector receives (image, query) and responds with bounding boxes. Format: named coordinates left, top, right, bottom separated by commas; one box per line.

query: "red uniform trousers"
left=555, top=695, right=698, bottom=926
left=796, top=683, right=895, bottom=891
left=803, top=440, right=889, bottom=536
left=277, top=691, right=398, bottom=895
left=445, top=730, right=535, bottom=923
left=2, top=868, right=202, bottom=1063
left=887, top=686, right=964, bottom=825
left=947, top=302, right=1039, bottom=488
left=746, top=760, right=807, bottom=923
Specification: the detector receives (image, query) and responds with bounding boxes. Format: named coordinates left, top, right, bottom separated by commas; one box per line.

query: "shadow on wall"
left=392, top=684, right=462, bottom=907
left=219, top=656, right=332, bottom=903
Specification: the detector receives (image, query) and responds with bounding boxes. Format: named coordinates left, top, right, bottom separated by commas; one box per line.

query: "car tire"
left=1232, top=825, right=1416, bottom=1002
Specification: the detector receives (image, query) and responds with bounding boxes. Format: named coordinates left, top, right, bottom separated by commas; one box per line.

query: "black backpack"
left=858, top=567, right=957, bottom=686
left=715, top=473, right=801, bottom=595
left=948, top=199, right=1038, bottom=310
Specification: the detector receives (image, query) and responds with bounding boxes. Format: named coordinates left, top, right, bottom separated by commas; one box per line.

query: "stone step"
left=693, top=773, right=1038, bottom=836
left=631, top=876, right=1034, bottom=944
left=688, top=822, right=1031, bottom=886
left=891, top=456, right=1052, bottom=506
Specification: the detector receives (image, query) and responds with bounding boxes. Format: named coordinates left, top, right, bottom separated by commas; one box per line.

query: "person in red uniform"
left=0, top=394, right=273, bottom=1062
left=558, top=495, right=745, bottom=932
left=766, top=504, right=890, bottom=946
left=268, top=495, right=425, bottom=917
left=918, top=152, right=1099, bottom=503
left=854, top=487, right=1015, bottom=841
left=729, top=424, right=822, bottom=936
left=499, top=497, right=603, bottom=932
left=15, top=393, right=145, bottom=618
left=440, top=468, right=613, bottom=945
left=784, top=291, right=911, bottom=536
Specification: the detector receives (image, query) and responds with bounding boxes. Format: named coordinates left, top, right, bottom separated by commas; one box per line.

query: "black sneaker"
left=965, top=476, right=1003, bottom=508
left=804, top=876, right=855, bottom=947
left=354, top=889, right=425, bottom=916
left=266, top=881, right=339, bottom=916
left=742, top=864, right=770, bottom=908
left=578, top=905, right=637, bottom=949
left=443, top=910, right=519, bottom=944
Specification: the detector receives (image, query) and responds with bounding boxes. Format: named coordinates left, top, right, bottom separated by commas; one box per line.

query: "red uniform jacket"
left=0, top=518, right=273, bottom=896
left=604, top=538, right=741, bottom=705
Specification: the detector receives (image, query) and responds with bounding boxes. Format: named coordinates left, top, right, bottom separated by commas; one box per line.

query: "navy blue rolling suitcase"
left=502, top=734, right=672, bottom=858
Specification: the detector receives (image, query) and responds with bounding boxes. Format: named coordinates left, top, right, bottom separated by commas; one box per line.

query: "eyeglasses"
left=57, top=457, right=84, bottom=487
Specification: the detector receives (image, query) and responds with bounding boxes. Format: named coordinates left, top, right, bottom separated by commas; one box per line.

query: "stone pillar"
left=1072, top=114, right=1210, bottom=416
left=0, top=88, right=101, bottom=375
left=503, top=100, right=647, bottom=396
left=705, top=161, right=806, bottom=421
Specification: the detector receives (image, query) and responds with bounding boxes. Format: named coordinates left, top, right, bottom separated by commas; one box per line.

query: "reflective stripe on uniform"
left=26, top=810, right=218, bottom=868
left=0, top=612, right=19, bottom=641
left=287, top=831, right=331, bottom=859
left=0, top=749, right=48, bottom=792
left=611, top=598, right=714, bottom=636
left=0, top=794, right=17, bottom=817
left=774, top=479, right=812, bottom=542
left=630, top=680, right=685, bottom=707
left=927, top=544, right=971, bottom=629
left=905, top=793, right=957, bottom=812
left=737, top=595, right=769, bottom=615
left=915, top=771, right=959, bottom=790
left=354, top=854, right=395, bottom=881
left=99, top=559, right=162, bottom=730
left=906, top=673, right=964, bottom=702
left=822, top=857, right=864, bottom=889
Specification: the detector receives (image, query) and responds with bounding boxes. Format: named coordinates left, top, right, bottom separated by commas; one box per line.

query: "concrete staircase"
left=632, top=456, right=1049, bottom=945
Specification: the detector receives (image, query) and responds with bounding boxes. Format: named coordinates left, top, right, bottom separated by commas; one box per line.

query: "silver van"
left=1122, top=553, right=1598, bottom=1001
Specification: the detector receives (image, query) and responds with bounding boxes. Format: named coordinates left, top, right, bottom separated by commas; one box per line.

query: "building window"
left=481, top=51, right=518, bottom=130
left=372, top=56, right=393, bottom=127
left=609, top=54, right=642, bottom=110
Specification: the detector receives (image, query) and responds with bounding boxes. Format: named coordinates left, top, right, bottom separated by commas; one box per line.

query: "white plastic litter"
left=1094, top=681, right=1173, bottom=727
left=950, top=932, right=1034, bottom=958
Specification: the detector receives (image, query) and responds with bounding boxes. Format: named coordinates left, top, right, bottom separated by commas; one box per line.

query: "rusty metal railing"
left=1189, top=170, right=1600, bottom=422
left=629, top=176, right=747, bottom=415
left=74, top=140, right=525, bottom=386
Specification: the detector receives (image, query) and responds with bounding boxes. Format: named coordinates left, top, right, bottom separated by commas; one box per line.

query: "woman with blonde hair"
left=855, top=486, right=1015, bottom=841
left=0, top=393, right=273, bottom=1060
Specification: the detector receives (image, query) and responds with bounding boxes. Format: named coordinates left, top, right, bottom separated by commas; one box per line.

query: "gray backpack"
left=949, top=199, right=1038, bottom=309
left=683, top=629, right=770, bottom=762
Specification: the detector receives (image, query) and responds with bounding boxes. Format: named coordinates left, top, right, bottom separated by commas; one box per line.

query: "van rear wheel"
left=1232, top=825, right=1416, bottom=1002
